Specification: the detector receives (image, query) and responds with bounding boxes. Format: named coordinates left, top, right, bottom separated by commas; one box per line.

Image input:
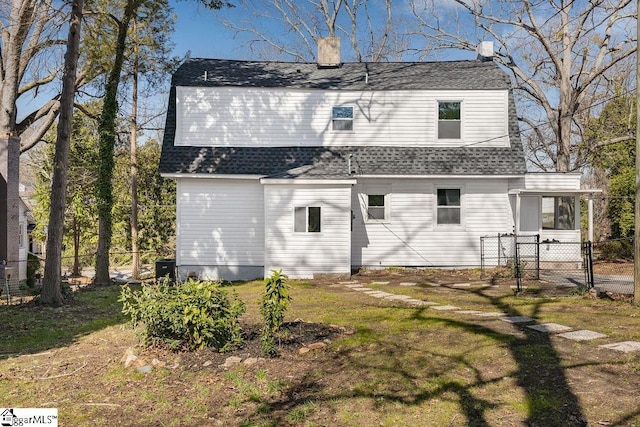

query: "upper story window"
left=332, top=106, right=353, bottom=131
left=438, top=101, right=461, bottom=139
left=437, top=188, right=461, bottom=225
left=542, top=196, right=575, bottom=230
left=294, top=206, right=321, bottom=233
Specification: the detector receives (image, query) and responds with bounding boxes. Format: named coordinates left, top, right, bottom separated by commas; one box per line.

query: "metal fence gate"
left=481, top=234, right=591, bottom=292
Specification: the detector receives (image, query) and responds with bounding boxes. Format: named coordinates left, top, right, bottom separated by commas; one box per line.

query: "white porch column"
left=515, top=193, right=521, bottom=235
left=588, top=194, right=594, bottom=242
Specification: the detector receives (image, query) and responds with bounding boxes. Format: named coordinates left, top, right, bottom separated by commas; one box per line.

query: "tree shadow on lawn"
left=0, top=285, right=126, bottom=360
left=239, top=289, right=611, bottom=426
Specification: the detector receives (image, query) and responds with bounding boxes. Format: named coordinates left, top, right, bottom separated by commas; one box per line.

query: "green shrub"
left=260, top=270, right=291, bottom=356
left=596, top=239, right=633, bottom=261
left=120, top=279, right=245, bottom=351
left=26, top=253, right=41, bottom=287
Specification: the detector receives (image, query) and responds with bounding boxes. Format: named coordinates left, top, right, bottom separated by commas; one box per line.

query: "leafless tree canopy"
left=215, top=0, right=406, bottom=62
left=410, top=0, right=636, bottom=172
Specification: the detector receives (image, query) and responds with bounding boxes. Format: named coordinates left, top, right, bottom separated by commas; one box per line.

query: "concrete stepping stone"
left=599, top=341, right=640, bottom=352
left=370, top=281, right=390, bottom=285
left=431, top=305, right=459, bottom=311
left=452, top=283, right=471, bottom=288
left=558, top=330, right=608, bottom=341
left=399, top=282, right=417, bottom=287
left=456, top=310, right=484, bottom=315
left=500, top=316, right=536, bottom=324
left=424, top=282, right=440, bottom=287
left=339, top=281, right=360, bottom=285
left=384, top=295, right=413, bottom=301
left=344, top=284, right=365, bottom=288
left=527, top=323, right=572, bottom=333
left=405, top=299, right=439, bottom=306
left=475, top=312, right=507, bottom=317
left=352, top=287, right=372, bottom=291
left=364, top=291, right=394, bottom=298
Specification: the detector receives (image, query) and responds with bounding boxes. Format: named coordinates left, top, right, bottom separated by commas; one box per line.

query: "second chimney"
left=317, top=37, right=341, bottom=68
left=476, top=41, right=494, bottom=61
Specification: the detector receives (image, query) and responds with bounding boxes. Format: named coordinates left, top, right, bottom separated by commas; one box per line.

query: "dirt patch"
left=2, top=271, right=640, bottom=426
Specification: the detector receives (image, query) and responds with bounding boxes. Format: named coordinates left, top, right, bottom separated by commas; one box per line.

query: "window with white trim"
left=437, top=188, right=461, bottom=225
left=438, top=101, right=461, bottom=139
left=542, top=196, right=575, bottom=230
left=294, top=206, right=321, bottom=233
left=332, top=106, right=353, bottom=131
left=367, top=195, right=386, bottom=220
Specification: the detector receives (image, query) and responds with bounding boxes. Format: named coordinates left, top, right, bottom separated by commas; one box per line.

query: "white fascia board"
left=260, top=178, right=358, bottom=185
left=160, top=173, right=264, bottom=180
left=509, top=189, right=602, bottom=195
left=356, top=174, right=523, bottom=179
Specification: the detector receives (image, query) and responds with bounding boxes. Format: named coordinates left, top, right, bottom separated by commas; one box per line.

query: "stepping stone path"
left=558, top=330, right=608, bottom=341
left=501, top=316, right=536, bottom=324
left=431, top=305, right=459, bottom=311
left=527, top=323, right=573, bottom=333
left=338, top=280, right=640, bottom=353
left=599, top=341, right=640, bottom=353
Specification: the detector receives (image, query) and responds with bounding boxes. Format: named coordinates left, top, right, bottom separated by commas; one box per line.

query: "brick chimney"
left=476, top=41, right=494, bottom=61
left=317, top=37, right=341, bottom=68
left=0, top=135, right=20, bottom=269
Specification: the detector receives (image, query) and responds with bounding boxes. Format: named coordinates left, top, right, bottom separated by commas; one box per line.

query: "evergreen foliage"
left=120, top=279, right=246, bottom=351
left=260, top=270, right=291, bottom=356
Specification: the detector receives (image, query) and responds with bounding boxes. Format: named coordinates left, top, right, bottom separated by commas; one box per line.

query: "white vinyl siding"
left=264, top=184, right=351, bottom=278
left=352, top=179, right=513, bottom=267
left=176, top=87, right=510, bottom=148
left=512, top=173, right=582, bottom=191
left=176, top=178, right=264, bottom=280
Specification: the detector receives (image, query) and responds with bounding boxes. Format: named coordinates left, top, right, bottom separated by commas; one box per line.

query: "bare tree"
left=215, top=0, right=401, bottom=62
left=411, top=0, right=636, bottom=172
left=40, top=0, right=84, bottom=305
left=0, top=0, right=66, bottom=150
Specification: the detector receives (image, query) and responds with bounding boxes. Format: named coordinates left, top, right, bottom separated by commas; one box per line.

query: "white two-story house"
left=159, top=40, right=595, bottom=281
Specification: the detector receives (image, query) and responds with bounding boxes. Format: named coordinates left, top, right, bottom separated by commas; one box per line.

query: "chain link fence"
left=590, top=237, right=634, bottom=295
left=481, top=234, right=634, bottom=295
left=1, top=251, right=168, bottom=305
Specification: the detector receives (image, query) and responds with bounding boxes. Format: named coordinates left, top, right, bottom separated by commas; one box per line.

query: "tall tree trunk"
left=130, top=18, right=140, bottom=281
left=41, top=0, right=84, bottom=305
left=94, top=0, right=139, bottom=285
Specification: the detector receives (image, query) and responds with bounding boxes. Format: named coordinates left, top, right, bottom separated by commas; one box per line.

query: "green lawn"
left=1, top=273, right=639, bottom=426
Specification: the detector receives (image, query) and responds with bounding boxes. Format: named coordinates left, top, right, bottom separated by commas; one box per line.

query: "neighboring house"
left=17, top=197, right=31, bottom=283
left=159, top=39, right=597, bottom=280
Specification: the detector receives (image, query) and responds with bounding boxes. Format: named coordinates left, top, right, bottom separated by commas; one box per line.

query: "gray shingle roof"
left=172, top=58, right=511, bottom=91
left=160, top=58, right=527, bottom=178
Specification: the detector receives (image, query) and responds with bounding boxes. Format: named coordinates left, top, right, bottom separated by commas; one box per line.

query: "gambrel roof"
left=160, top=58, right=527, bottom=178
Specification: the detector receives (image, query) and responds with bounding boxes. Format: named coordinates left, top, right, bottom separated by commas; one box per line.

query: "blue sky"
left=170, top=1, right=254, bottom=60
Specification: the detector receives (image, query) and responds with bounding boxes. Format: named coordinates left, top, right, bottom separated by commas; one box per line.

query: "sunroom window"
left=542, top=196, right=575, bottom=230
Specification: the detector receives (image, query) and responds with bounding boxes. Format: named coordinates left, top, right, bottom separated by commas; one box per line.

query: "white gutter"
left=161, top=173, right=264, bottom=180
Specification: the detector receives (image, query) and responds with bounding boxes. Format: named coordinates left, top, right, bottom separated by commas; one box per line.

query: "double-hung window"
left=437, top=188, right=461, bottom=225
left=332, top=106, right=353, bottom=131
left=438, top=101, right=461, bottom=139
left=294, top=206, right=321, bottom=233
left=367, top=195, right=386, bottom=220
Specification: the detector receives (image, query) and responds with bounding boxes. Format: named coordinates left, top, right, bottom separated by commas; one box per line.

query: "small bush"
left=595, top=239, right=633, bottom=261
left=26, top=253, right=41, bottom=287
left=120, top=279, right=245, bottom=351
left=260, top=270, right=291, bottom=356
